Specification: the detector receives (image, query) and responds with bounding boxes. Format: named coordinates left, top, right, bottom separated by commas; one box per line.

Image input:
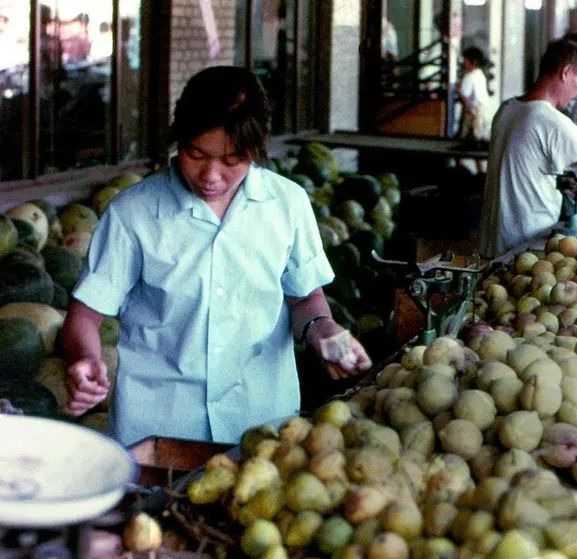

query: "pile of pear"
left=186, top=332, right=577, bottom=559
left=474, top=234, right=577, bottom=340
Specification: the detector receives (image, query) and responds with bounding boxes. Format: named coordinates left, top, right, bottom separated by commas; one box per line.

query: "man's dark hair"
left=539, top=37, right=577, bottom=77
left=170, top=66, right=271, bottom=164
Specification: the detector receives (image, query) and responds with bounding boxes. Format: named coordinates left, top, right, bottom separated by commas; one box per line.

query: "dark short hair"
left=539, top=37, right=577, bottom=76
left=170, top=66, right=271, bottom=164
left=462, top=46, right=487, bottom=68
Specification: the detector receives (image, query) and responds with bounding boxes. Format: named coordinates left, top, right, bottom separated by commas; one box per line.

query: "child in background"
left=456, top=46, right=491, bottom=143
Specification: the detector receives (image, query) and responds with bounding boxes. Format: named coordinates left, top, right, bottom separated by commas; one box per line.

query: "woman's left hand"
left=307, top=318, right=373, bottom=379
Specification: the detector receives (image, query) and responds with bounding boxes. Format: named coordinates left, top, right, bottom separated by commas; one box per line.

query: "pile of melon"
left=274, top=143, right=402, bottom=356
left=0, top=172, right=141, bottom=426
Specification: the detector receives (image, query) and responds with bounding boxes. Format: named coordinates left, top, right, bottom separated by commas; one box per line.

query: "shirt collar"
left=157, top=159, right=275, bottom=218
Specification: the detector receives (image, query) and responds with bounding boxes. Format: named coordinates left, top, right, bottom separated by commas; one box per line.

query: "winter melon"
left=0, top=302, right=65, bottom=354
left=42, top=244, right=83, bottom=292
left=0, top=317, right=45, bottom=378
left=0, top=213, right=18, bottom=259
left=6, top=202, right=49, bottom=250
left=0, top=261, right=54, bottom=306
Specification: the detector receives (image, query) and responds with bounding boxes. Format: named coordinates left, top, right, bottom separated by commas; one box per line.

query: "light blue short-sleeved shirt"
left=73, top=160, right=334, bottom=446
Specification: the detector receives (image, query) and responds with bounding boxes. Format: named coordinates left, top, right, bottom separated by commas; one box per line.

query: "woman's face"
left=178, top=127, right=252, bottom=205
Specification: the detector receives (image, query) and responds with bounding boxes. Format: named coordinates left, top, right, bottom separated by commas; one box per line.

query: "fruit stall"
left=3, top=142, right=577, bottom=558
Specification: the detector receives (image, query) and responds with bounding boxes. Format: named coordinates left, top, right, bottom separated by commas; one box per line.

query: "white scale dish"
left=0, top=414, right=136, bottom=527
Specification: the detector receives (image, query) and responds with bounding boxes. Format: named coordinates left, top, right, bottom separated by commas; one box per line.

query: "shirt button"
left=215, top=287, right=224, bottom=296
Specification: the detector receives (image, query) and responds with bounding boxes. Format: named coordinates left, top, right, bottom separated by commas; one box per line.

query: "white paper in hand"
left=319, top=330, right=356, bottom=366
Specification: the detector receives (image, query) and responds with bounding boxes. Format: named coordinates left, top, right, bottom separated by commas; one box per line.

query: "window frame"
left=0, top=0, right=164, bottom=206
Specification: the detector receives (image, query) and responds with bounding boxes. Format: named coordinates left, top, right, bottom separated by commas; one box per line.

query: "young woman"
left=62, top=66, right=371, bottom=446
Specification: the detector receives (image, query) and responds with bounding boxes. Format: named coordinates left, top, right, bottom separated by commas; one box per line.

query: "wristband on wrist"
left=299, top=315, right=331, bottom=344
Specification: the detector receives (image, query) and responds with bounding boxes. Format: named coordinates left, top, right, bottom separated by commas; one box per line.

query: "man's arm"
left=62, top=298, right=110, bottom=416
left=287, top=288, right=372, bottom=379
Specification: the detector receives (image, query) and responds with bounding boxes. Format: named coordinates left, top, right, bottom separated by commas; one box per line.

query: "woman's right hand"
left=63, top=356, right=110, bottom=416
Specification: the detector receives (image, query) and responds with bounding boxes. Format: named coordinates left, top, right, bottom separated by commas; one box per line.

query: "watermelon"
left=326, top=242, right=361, bottom=278
left=0, top=377, right=59, bottom=417
left=0, top=261, right=54, bottom=306
left=348, top=229, right=385, bottom=267
left=326, top=296, right=356, bottom=331
left=51, top=282, right=69, bottom=310
left=0, top=317, right=45, bottom=378
left=0, top=214, right=18, bottom=259
left=0, top=302, right=65, bottom=354
left=319, top=216, right=350, bottom=243
left=332, top=174, right=382, bottom=214
left=293, top=142, right=339, bottom=186
left=286, top=173, right=315, bottom=194
left=34, top=356, right=68, bottom=409
left=11, top=217, right=38, bottom=249
left=1, top=245, right=45, bottom=269
left=318, top=223, right=340, bottom=250
left=42, top=244, right=83, bottom=292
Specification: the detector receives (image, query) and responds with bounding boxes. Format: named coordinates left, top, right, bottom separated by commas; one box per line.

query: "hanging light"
left=525, top=0, right=543, bottom=9
left=463, top=0, right=487, bottom=5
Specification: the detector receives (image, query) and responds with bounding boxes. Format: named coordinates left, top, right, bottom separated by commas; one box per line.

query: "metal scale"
left=372, top=250, right=486, bottom=345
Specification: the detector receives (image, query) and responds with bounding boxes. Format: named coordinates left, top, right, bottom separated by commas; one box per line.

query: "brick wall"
left=169, top=0, right=236, bottom=120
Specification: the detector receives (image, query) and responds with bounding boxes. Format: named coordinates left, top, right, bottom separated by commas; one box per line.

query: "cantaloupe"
left=0, top=302, right=65, bottom=354
left=6, top=202, right=49, bottom=250
left=0, top=317, right=45, bottom=378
